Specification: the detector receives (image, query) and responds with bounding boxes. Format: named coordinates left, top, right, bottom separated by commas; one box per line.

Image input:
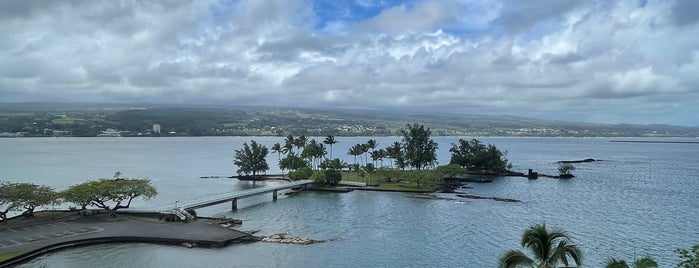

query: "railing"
left=181, top=180, right=313, bottom=210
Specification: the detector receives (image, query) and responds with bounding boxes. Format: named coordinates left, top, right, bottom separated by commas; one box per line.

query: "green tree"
left=558, top=163, right=576, bottom=176
left=288, top=167, right=313, bottom=180
left=15, top=183, right=58, bottom=218
left=324, top=169, right=342, bottom=185
left=280, top=154, right=309, bottom=171
left=401, top=123, right=438, bottom=170
left=294, top=135, right=307, bottom=154
left=675, top=244, right=699, bottom=268
left=320, top=158, right=347, bottom=171
left=348, top=144, right=363, bottom=172
left=323, top=135, right=338, bottom=159
left=234, top=140, right=270, bottom=176
left=605, top=256, right=658, bottom=268
left=450, top=139, right=510, bottom=173
left=0, top=181, right=20, bottom=223
left=0, top=182, right=58, bottom=220
left=386, top=141, right=405, bottom=169
left=366, top=139, right=378, bottom=165
left=499, top=223, right=582, bottom=268
left=63, top=177, right=158, bottom=217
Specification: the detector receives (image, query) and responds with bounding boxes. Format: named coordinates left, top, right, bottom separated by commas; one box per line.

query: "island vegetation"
left=233, top=123, right=515, bottom=192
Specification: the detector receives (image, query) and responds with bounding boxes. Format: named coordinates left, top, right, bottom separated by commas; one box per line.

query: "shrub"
left=558, top=163, right=576, bottom=175
left=289, top=167, right=313, bottom=180
left=311, top=171, right=326, bottom=184
left=324, top=170, right=342, bottom=185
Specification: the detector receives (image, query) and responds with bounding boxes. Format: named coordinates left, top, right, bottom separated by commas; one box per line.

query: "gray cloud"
left=0, top=0, right=697, bottom=126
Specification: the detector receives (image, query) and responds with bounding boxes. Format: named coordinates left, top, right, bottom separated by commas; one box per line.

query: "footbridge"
left=180, top=180, right=313, bottom=211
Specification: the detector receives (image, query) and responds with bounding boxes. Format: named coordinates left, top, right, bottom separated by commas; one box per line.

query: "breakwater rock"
left=261, top=233, right=337, bottom=245
left=558, top=158, right=597, bottom=164
left=456, top=194, right=521, bottom=203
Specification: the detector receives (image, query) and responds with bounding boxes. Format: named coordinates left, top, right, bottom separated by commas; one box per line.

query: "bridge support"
left=231, top=198, right=238, bottom=211
left=273, top=190, right=278, bottom=201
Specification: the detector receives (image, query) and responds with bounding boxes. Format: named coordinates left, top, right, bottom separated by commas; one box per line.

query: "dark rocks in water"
left=558, top=174, right=575, bottom=179
left=410, top=194, right=456, bottom=201
left=558, top=158, right=597, bottom=164
left=445, top=176, right=493, bottom=183
left=456, top=194, right=521, bottom=203
left=262, top=233, right=334, bottom=245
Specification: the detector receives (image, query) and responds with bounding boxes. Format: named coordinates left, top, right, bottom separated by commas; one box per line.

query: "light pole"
left=175, top=200, right=179, bottom=210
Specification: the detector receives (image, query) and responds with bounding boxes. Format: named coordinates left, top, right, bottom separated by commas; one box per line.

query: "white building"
left=153, top=124, right=161, bottom=134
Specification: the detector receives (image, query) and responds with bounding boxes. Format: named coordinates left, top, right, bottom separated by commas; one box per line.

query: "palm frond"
left=499, top=249, right=535, bottom=268
left=633, top=256, right=658, bottom=268
left=605, top=258, right=630, bottom=268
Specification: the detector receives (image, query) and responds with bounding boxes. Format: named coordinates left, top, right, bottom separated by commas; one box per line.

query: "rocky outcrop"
left=558, top=158, right=597, bottom=164
left=261, top=233, right=336, bottom=245
left=456, top=194, right=521, bottom=203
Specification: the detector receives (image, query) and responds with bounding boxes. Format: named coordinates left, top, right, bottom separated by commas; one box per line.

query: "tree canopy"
left=233, top=140, right=270, bottom=176
left=63, top=178, right=157, bottom=217
left=605, top=256, right=658, bottom=268
left=449, top=138, right=510, bottom=173
left=401, top=123, right=438, bottom=170
left=0, top=181, right=58, bottom=222
left=499, top=223, right=582, bottom=268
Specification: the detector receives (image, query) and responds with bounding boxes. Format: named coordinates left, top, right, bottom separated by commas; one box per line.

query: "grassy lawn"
left=340, top=171, right=437, bottom=192
left=0, top=250, right=30, bottom=262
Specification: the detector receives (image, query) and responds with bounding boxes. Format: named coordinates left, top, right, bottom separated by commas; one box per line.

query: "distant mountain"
left=0, top=103, right=697, bottom=137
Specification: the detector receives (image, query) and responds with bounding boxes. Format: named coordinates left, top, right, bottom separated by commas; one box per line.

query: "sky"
left=1, top=0, right=698, bottom=126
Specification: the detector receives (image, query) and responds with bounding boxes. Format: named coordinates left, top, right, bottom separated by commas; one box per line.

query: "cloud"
left=0, top=0, right=698, bottom=126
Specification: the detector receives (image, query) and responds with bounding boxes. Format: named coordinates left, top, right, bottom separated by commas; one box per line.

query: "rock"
left=457, top=194, right=521, bottom=203
left=181, top=242, right=196, bottom=248
left=261, top=233, right=329, bottom=245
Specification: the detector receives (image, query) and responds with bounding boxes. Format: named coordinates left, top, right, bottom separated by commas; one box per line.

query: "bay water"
left=1, top=137, right=697, bottom=267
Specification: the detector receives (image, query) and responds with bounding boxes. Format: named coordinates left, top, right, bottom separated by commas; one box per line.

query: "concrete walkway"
left=0, top=216, right=252, bottom=266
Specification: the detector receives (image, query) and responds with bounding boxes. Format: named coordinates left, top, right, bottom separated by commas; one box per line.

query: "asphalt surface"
left=0, top=216, right=250, bottom=256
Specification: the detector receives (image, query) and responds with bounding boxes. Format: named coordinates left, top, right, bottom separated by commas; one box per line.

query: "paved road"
left=0, top=217, right=250, bottom=256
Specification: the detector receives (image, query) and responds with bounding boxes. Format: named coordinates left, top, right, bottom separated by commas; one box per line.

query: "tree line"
left=1, top=172, right=157, bottom=222
left=234, top=123, right=512, bottom=186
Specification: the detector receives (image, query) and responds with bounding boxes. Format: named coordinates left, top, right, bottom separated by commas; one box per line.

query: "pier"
left=180, top=180, right=313, bottom=211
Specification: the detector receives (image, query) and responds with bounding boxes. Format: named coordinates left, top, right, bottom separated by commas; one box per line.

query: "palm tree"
left=294, top=135, right=307, bottom=154
left=283, top=135, right=295, bottom=155
left=605, top=256, right=658, bottom=268
left=347, top=145, right=362, bottom=173
left=271, top=143, right=283, bottom=173
left=366, top=139, right=377, bottom=165
left=499, top=223, right=582, bottom=268
left=323, top=135, right=338, bottom=159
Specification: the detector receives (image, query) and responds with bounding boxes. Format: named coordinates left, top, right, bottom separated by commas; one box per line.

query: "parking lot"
left=0, top=222, right=102, bottom=249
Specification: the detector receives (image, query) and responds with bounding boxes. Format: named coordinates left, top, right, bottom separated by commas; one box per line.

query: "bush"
left=311, top=171, right=326, bottom=184
left=558, top=163, right=576, bottom=175
left=434, top=164, right=465, bottom=177
left=289, top=167, right=313, bottom=180
left=324, top=170, right=342, bottom=185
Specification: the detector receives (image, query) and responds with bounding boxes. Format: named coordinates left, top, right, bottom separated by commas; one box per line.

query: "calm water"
left=1, top=137, right=698, bottom=267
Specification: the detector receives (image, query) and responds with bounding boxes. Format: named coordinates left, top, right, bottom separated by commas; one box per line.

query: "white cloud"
left=0, top=0, right=697, bottom=125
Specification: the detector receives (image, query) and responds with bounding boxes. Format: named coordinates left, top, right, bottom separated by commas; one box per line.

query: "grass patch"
left=0, top=250, right=30, bottom=262
left=342, top=171, right=437, bottom=192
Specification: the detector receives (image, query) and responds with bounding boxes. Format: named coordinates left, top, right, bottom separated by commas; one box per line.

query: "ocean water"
left=1, top=137, right=697, bottom=267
